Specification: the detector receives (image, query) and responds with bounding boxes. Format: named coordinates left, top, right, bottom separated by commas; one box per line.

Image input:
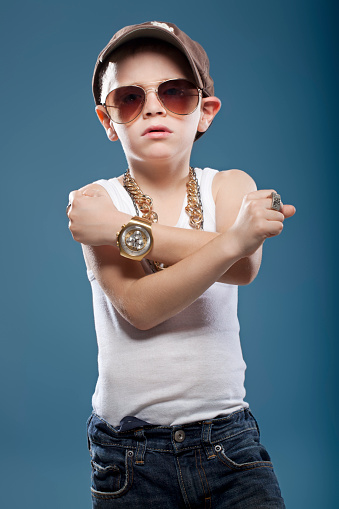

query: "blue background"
left=1, top=0, right=337, bottom=507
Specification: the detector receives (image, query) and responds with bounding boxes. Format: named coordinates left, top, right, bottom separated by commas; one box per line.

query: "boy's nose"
left=142, top=90, right=166, bottom=117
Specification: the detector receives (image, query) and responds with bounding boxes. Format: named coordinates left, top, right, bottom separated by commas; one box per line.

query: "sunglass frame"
left=103, top=78, right=202, bottom=124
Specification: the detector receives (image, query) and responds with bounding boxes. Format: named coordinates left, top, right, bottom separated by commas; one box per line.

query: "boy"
left=68, top=21, right=295, bottom=508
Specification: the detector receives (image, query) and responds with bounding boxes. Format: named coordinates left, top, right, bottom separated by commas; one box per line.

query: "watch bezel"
left=119, top=224, right=152, bottom=258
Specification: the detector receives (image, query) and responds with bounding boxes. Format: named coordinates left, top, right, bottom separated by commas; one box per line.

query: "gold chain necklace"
left=123, top=167, right=204, bottom=270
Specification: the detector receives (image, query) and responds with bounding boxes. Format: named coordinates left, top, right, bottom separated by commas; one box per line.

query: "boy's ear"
left=197, top=97, right=222, bottom=133
left=95, top=106, right=119, bottom=142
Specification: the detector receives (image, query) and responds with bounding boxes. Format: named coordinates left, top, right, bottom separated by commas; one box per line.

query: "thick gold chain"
left=185, top=167, right=204, bottom=230
left=123, top=167, right=203, bottom=271
left=123, top=170, right=159, bottom=223
left=123, top=167, right=203, bottom=230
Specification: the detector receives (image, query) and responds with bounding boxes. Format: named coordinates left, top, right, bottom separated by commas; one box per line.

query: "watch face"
left=120, top=225, right=151, bottom=257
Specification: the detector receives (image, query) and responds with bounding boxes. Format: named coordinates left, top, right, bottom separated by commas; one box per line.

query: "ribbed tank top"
left=86, top=167, right=248, bottom=427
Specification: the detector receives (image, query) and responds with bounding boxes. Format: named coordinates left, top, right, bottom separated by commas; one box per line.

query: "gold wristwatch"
left=116, top=216, right=153, bottom=261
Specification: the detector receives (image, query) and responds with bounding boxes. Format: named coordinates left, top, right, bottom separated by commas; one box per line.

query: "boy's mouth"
left=142, top=125, right=173, bottom=137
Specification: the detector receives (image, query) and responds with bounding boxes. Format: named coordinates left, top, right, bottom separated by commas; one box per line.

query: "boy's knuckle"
left=253, top=207, right=262, bottom=219
left=258, top=220, right=267, bottom=234
left=243, top=193, right=252, bottom=204
left=247, top=200, right=255, bottom=211
left=72, top=195, right=80, bottom=207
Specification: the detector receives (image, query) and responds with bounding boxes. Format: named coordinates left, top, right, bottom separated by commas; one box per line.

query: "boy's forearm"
left=150, top=223, right=261, bottom=285
left=101, top=214, right=259, bottom=285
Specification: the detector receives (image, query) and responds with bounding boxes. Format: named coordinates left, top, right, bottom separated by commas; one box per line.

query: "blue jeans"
left=87, top=408, right=285, bottom=508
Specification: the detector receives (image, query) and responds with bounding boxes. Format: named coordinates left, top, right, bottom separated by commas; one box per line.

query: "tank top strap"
left=194, top=167, right=219, bottom=233
left=92, top=178, right=136, bottom=215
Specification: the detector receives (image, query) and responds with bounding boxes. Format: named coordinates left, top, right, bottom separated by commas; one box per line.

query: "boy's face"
left=96, top=48, right=220, bottom=166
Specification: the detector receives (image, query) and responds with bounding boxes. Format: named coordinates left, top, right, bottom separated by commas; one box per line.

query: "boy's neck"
left=126, top=156, right=192, bottom=191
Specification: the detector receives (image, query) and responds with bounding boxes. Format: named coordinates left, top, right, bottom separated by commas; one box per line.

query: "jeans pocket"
left=214, top=429, right=274, bottom=471
left=90, top=446, right=134, bottom=500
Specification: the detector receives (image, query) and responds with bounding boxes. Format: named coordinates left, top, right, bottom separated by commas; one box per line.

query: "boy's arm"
left=79, top=186, right=293, bottom=330
left=152, top=169, right=262, bottom=284
left=213, top=169, right=262, bottom=284
left=69, top=170, right=261, bottom=285
left=81, top=231, right=240, bottom=331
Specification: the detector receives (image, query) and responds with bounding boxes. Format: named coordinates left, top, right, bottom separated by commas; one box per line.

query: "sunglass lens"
left=158, top=80, right=199, bottom=115
left=105, top=86, right=144, bottom=123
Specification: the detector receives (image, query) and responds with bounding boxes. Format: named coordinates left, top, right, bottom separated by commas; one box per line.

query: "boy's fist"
left=228, top=189, right=296, bottom=257
left=67, top=184, right=118, bottom=245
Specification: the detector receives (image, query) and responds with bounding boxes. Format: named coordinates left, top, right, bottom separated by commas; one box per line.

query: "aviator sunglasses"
left=103, top=79, right=202, bottom=124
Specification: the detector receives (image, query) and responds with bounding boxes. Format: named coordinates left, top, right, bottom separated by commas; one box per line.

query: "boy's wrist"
left=219, top=229, right=243, bottom=265
left=104, top=211, right=132, bottom=246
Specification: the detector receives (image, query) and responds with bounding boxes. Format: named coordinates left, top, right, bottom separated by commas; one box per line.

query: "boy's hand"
left=67, top=184, right=123, bottom=245
left=228, top=189, right=296, bottom=258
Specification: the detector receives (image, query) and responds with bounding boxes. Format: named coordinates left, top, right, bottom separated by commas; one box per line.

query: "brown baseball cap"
left=92, top=21, right=214, bottom=139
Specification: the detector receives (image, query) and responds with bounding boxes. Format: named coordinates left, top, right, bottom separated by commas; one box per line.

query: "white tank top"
left=86, top=167, right=248, bottom=426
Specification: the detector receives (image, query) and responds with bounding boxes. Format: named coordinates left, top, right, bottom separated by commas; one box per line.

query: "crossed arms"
left=68, top=170, right=295, bottom=329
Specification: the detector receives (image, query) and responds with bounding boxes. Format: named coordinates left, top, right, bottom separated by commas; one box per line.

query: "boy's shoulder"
left=212, top=169, right=257, bottom=201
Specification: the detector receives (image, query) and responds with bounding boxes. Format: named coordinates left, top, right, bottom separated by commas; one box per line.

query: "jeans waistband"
left=87, top=408, right=259, bottom=461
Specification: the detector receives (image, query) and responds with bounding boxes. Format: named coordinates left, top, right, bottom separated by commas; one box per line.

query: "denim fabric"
left=87, top=408, right=285, bottom=508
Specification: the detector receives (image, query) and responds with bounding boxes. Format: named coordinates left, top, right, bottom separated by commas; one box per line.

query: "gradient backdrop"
left=1, top=1, right=337, bottom=507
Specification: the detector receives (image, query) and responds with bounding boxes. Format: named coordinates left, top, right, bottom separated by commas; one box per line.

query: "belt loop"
left=248, top=409, right=261, bottom=438
left=201, top=421, right=216, bottom=460
left=134, top=429, right=147, bottom=465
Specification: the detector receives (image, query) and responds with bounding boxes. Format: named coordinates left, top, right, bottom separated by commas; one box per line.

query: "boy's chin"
left=133, top=145, right=178, bottom=161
